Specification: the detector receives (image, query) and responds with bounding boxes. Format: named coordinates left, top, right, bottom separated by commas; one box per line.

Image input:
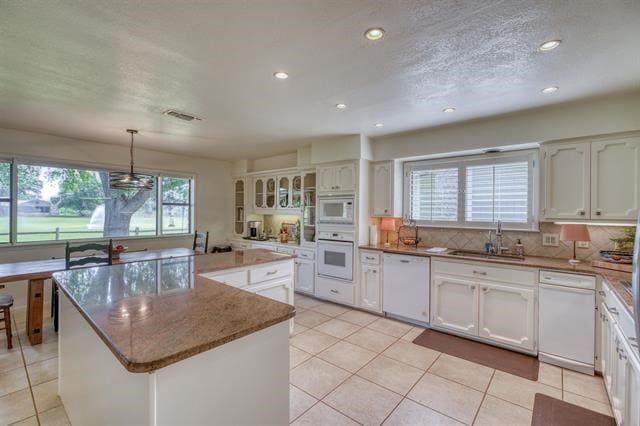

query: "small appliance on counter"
left=247, top=220, right=263, bottom=240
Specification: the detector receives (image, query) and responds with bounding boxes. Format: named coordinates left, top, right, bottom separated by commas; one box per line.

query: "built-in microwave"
left=317, top=196, right=354, bottom=225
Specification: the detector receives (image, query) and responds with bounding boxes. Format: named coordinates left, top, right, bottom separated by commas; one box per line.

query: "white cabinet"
left=599, top=286, right=640, bottom=426
left=478, top=283, right=535, bottom=351
left=431, top=275, right=478, bottom=336
left=294, top=259, right=315, bottom=295
left=541, top=134, right=640, bottom=221
left=233, top=178, right=246, bottom=236
left=431, top=259, right=536, bottom=353
left=371, top=161, right=402, bottom=217
left=591, top=137, right=640, bottom=220
left=360, top=264, right=382, bottom=312
left=541, top=141, right=590, bottom=219
left=317, top=163, right=356, bottom=194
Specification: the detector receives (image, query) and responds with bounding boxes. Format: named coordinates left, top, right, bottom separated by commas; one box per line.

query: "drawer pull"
left=266, top=270, right=278, bottom=276
left=400, top=260, right=410, bottom=263
left=473, top=270, right=487, bottom=276
left=608, top=307, right=619, bottom=315
left=366, top=256, right=375, bottom=260
left=330, top=289, right=339, bottom=294
left=598, top=290, right=606, bottom=296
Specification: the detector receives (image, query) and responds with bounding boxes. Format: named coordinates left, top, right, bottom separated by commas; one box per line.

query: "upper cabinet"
left=371, top=161, right=402, bottom=217
left=234, top=178, right=246, bottom=236
left=541, top=134, right=640, bottom=221
left=317, top=163, right=356, bottom=194
left=591, top=138, right=640, bottom=220
left=251, top=172, right=311, bottom=213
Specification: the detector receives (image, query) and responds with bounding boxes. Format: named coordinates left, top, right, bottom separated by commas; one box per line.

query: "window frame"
left=0, top=156, right=196, bottom=246
left=404, top=150, right=538, bottom=231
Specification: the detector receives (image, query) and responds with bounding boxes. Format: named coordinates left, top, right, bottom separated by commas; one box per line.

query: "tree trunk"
left=99, top=172, right=153, bottom=237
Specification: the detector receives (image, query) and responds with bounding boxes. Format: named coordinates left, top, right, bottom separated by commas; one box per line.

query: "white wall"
left=0, top=127, right=232, bottom=312
left=372, top=90, right=640, bottom=161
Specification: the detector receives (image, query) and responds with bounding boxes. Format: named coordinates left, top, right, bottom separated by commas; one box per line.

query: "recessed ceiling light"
left=273, top=71, right=289, bottom=80
left=364, top=27, right=385, bottom=41
left=541, top=86, right=559, bottom=94
left=375, top=123, right=384, bottom=127
left=442, top=107, right=456, bottom=113
left=335, top=103, right=347, bottom=109
left=539, top=40, right=561, bottom=51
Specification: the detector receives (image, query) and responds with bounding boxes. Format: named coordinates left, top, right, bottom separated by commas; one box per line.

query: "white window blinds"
left=465, top=161, right=529, bottom=224
left=404, top=150, right=535, bottom=229
left=408, top=167, right=458, bottom=222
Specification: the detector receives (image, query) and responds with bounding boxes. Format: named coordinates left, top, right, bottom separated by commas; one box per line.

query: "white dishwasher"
left=539, top=270, right=596, bottom=374
left=383, top=253, right=430, bottom=325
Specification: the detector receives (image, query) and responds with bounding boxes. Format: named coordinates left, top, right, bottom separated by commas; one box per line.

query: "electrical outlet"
left=542, top=233, right=560, bottom=247
left=577, top=241, right=590, bottom=249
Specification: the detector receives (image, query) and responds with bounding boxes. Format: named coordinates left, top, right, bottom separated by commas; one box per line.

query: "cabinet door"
left=625, top=343, right=640, bottom=426
left=265, top=177, right=276, bottom=208
left=317, top=166, right=335, bottom=193
left=254, top=178, right=265, bottom=209
left=431, top=275, right=478, bottom=336
left=372, top=162, right=392, bottom=216
left=234, top=179, right=245, bottom=235
left=600, top=303, right=614, bottom=393
left=294, top=260, right=315, bottom=294
left=542, top=142, right=590, bottom=219
left=611, top=328, right=627, bottom=424
left=478, top=282, right=535, bottom=351
left=255, top=281, right=292, bottom=304
left=360, top=264, right=382, bottom=312
left=336, top=164, right=356, bottom=192
left=591, top=137, right=640, bottom=220
left=278, top=176, right=290, bottom=209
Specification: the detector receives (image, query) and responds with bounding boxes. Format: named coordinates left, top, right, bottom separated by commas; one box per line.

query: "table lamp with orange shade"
left=380, top=217, right=399, bottom=247
left=560, top=224, right=591, bottom=264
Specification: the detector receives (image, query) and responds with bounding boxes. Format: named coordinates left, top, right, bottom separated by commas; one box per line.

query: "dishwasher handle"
left=539, top=283, right=596, bottom=295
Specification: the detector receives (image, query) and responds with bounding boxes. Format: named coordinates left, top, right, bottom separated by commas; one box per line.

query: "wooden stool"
left=0, top=294, right=13, bottom=350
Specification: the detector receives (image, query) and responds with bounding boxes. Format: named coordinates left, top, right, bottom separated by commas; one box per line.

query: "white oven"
left=318, top=196, right=354, bottom=225
left=317, top=231, right=354, bottom=281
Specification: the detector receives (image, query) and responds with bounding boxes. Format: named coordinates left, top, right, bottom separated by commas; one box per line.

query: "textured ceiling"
left=1, top=0, right=639, bottom=160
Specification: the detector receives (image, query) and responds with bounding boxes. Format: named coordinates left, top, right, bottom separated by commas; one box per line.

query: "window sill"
left=413, top=223, right=540, bottom=233
left=0, top=233, right=193, bottom=249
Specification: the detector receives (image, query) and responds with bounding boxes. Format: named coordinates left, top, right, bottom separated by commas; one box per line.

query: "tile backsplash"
left=372, top=219, right=633, bottom=262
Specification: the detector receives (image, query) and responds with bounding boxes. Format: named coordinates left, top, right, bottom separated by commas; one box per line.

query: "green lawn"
left=0, top=215, right=159, bottom=242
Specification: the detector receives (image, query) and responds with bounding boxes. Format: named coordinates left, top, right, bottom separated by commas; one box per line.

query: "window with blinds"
left=408, top=167, right=458, bottom=222
left=404, top=151, right=535, bottom=229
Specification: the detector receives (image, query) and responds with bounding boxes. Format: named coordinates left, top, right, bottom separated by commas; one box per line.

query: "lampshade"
left=559, top=224, right=591, bottom=242
left=380, top=217, right=397, bottom=232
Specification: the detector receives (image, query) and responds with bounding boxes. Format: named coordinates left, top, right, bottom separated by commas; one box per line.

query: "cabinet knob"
left=598, top=290, right=606, bottom=296
left=372, top=270, right=377, bottom=274
left=608, top=307, right=619, bottom=315
left=470, top=285, right=476, bottom=290
left=596, top=210, right=602, bottom=216
left=330, top=289, right=339, bottom=294
left=482, top=287, right=488, bottom=292
left=472, top=270, right=487, bottom=276
left=579, top=210, right=585, bottom=216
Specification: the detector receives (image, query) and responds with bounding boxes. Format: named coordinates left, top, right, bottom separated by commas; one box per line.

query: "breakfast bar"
left=52, top=249, right=295, bottom=425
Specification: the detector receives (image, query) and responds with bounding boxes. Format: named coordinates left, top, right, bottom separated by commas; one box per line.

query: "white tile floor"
left=0, top=296, right=614, bottom=426
left=290, top=293, right=613, bottom=426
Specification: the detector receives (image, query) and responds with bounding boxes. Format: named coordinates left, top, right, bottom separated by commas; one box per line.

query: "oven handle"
left=318, top=239, right=354, bottom=247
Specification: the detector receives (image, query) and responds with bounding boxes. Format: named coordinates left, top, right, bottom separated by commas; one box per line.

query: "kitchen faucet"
left=494, top=220, right=509, bottom=254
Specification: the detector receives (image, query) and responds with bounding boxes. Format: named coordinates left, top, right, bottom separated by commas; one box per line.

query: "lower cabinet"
left=431, top=275, right=478, bottom=336
left=431, top=259, right=537, bottom=354
left=360, top=264, right=382, bottom=312
left=600, top=299, right=640, bottom=425
left=478, top=283, right=535, bottom=351
left=294, top=259, right=315, bottom=294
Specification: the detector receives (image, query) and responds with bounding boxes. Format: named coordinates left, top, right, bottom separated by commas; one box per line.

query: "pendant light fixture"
left=109, top=129, right=154, bottom=190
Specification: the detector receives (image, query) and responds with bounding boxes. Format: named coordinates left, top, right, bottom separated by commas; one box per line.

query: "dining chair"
left=0, top=294, right=13, bottom=349
left=52, top=240, right=113, bottom=332
left=193, top=230, right=209, bottom=253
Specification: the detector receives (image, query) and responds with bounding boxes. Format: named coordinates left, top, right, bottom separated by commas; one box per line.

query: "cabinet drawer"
left=249, top=261, right=293, bottom=284
left=316, top=277, right=355, bottom=305
left=432, top=259, right=536, bottom=286
left=277, top=247, right=296, bottom=255
left=295, top=249, right=315, bottom=260
left=602, top=280, right=636, bottom=342
left=361, top=251, right=381, bottom=265
left=201, top=270, right=248, bottom=288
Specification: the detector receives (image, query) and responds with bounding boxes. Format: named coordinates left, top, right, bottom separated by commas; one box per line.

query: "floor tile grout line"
left=14, top=321, right=41, bottom=426
left=470, top=369, right=496, bottom=425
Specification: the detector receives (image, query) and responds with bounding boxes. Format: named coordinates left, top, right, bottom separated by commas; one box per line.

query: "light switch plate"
left=577, top=241, right=590, bottom=249
left=542, top=233, right=560, bottom=247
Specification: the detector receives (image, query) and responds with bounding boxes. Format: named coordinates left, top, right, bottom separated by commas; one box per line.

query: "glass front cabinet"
left=234, top=178, right=246, bottom=236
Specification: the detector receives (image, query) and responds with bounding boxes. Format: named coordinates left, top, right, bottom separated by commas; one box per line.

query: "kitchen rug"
left=531, top=393, right=616, bottom=426
left=412, top=329, right=539, bottom=380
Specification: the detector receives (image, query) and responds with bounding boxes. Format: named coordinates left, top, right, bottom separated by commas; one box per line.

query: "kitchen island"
left=52, top=249, right=295, bottom=426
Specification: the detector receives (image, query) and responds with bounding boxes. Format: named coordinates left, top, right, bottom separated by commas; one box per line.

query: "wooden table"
left=0, top=248, right=199, bottom=345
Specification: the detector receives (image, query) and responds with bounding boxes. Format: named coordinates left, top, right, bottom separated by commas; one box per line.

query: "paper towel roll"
left=369, top=224, right=379, bottom=245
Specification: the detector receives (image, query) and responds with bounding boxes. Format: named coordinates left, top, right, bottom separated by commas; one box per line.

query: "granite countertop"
left=52, top=249, right=296, bottom=373
left=360, top=243, right=633, bottom=313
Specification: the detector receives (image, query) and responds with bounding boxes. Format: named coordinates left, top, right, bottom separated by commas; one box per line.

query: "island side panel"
left=152, top=321, right=290, bottom=426
left=58, top=292, right=150, bottom=425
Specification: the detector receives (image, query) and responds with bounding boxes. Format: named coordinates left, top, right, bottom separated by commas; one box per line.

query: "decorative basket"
left=599, top=250, right=633, bottom=264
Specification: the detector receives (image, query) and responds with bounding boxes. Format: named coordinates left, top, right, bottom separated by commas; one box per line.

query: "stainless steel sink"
left=448, top=249, right=525, bottom=261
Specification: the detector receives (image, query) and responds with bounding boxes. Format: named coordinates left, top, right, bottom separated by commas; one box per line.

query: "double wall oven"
left=317, top=230, right=354, bottom=281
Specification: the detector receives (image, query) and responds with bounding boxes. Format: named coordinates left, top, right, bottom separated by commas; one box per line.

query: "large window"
left=0, top=159, right=193, bottom=244
left=404, top=151, right=536, bottom=230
